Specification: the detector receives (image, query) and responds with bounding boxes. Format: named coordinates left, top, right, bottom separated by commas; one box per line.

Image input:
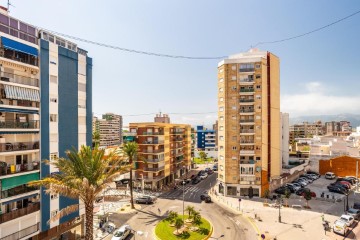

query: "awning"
left=1, top=37, right=38, bottom=56
left=0, top=107, right=38, bottom=114
left=1, top=193, right=39, bottom=205
left=3, top=85, right=40, bottom=102
left=1, top=172, right=39, bottom=191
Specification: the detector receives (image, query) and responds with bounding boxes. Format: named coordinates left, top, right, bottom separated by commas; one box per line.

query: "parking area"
left=306, top=176, right=346, bottom=201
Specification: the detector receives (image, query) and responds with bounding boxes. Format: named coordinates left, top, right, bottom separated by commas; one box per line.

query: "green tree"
left=199, top=151, right=207, bottom=162
left=185, top=205, right=195, bottom=218
left=263, top=189, right=270, bottom=203
left=28, top=146, right=127, bottom=240
left=174, top=218, right=184, bottom=234
left=92, top=131, right=100, bottom=147
left=192, top=211, right=202, bottom=225
left=284, top=188, right=292, bottom=207
left=167, top=210, right=178, bottom=223
left=304, top=191, right=312, bottom=208
left=122, top=142, right=139, bottom=209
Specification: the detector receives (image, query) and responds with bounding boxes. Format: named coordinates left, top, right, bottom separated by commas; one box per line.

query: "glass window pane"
left=0, top=14, right=8, bottom=25
left=9, top=18, right=18, bottom=28
left=19, top=22, right=27, bottom=32
left=27, top=26, right=36, bottom=36
left=0, top=24, right=9, bottom=34
left=10, top=28, right=18, bottom=37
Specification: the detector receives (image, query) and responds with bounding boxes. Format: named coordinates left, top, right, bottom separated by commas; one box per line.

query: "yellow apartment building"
left=129, top=122, right=191, bottom=190
left=217, top=49, right=281, bottom=197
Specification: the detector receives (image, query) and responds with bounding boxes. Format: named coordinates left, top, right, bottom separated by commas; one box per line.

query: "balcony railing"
left=0, top=202, right=40, bottom=224
left=0, top=99, right=40, bottom=108
left=0, top=72, right=39, bottom=87
left=240, top=129, right=254, bottom=133
left=239, top=109, right=254, bottom=113
left=239, top=68, right=255, bottom=72
left=0, top=162, right=40, bottom=176
left=172, top=137, right=184, bottom=141
left=0, top=120, right=39, bottom=129
left=240, top=119, right=254, bottom=123
left=140, top=132, right=163, bottom=135
left=141, top=149, right=164, bottom=154
left=240, top=160, right=255, bottom=164
left=240, top=140, right=255, bottom=144
left=144, top=158, right=163, bottom=163
left=0, top=48, right=38, bottom=67
left=239, top=99, right=254, bottom=103
left=140, top=140, right=164, bottom=145
left=1, top=185, right=39, bottom=199
left=240, top=176, right=256, bottom=181
left=144, top=166, right=165, bottom=172
left=239, top=150, right=255, bottom=155
left=143, top=174, right=165, bottom=180
left=0, top=222, right=39, bottom=240
left=239, top=89, right=254, bottom=93
left=239, top=79, right=254, bottom=83
left=0, top=141, right=39, bottom=152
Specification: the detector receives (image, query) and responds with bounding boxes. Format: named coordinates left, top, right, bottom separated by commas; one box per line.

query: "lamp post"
left=140, top=173, right=144, bottom=195
left=277, top=194, right=282, bottom=223
left=182, top=179, right=185, bottom=223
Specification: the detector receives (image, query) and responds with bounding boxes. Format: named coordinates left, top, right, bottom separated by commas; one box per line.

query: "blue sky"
left=5, top=0, right=360, bottom=127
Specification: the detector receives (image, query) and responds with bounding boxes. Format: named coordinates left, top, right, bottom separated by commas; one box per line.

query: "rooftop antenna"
left=7, top=0, right=14, bottom=13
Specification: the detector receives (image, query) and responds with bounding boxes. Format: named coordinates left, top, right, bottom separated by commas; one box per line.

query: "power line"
left=38, top=9, right=360, bottom=60
left=253, top=9, right=360, bottom=48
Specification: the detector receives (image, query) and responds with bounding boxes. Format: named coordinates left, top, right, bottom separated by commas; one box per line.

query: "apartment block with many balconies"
left=129, top=123, right=191, bottom=190
left=217, top=49, right=281, bottom=197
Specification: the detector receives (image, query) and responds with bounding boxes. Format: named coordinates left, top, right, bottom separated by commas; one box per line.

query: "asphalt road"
left=106, top=172, right=258, bottom=240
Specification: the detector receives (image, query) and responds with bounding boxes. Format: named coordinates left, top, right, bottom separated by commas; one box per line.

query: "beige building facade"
left=129, top=122, right=191, bottom=190
left=217, top=49, right=281, bottom=197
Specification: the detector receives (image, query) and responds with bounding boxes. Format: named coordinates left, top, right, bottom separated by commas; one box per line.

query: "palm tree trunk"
left=129, top=160, right=134, bottom=209
left=85, top=202, right=94, bottom=240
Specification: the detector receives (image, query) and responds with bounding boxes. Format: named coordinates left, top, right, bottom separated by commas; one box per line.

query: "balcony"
left=239, top=109, right=255, bottom=115
left=139, top=140, right=164, bottom=145
left=144, top=166, right=165, bottom=172
left=240, top=150, right=255, bottom=155
left=0, top=202, right=40, bottom=224
left=1, top=185, right=39, bottom=199
left=240, top=119, right=254, bottom=123
left=0, top=120, right=39, bottom=129
left=0, top=223, right=39, bottom=240
left=240, top=160, right=255, bottom=164
left=171, top=137, right=184, bottom=141
left=143, top=158, right=163, bottom=163
left=239, top=99, right=254, bottom=103
left=0, top=141, right=39, bottom=153
left=0, top=48, right=38, bottom=67
left=239, top=79, right=254, bottom=84
left=0, top=99, right=40, bottom=109
left=0, top=72, right=39, bottom=88
left=239, top=68, right=255, bottom=73
left=239, top=89, right=254, bottom=93
left=141, top=149, right=164, bottom=154
left=139, top=132, right=164, bottom=136
left=143, top=174, right=165, bottom=180
left=240, top=140, right=254, bottom=144
left=0, top=162, right=40, bottom=177
left=240, top=129, right=254, bottom=134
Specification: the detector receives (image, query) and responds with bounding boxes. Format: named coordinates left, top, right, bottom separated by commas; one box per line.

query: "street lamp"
left=140, top=173, right=144, bottom=195
left=182, top=179, right=185, bottom=223
left=277, top=194, right=282, bottom=223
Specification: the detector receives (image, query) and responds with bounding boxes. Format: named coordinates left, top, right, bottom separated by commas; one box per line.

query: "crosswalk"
left=161, top=185, right=205, bottom=200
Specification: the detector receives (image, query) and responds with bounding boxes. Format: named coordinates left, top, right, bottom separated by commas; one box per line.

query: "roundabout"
left=155, top=213, right=212, bottom=240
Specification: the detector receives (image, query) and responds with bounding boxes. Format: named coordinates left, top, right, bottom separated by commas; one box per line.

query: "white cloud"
left=281, top=88, right=360, bottom=117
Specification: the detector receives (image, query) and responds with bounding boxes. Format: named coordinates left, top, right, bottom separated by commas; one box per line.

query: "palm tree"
left=185, top=206, right=195, bottom=218
left=174, top=217, right=184, bottom=234
left=304, top=191, right=312, bottom=208
left=263, top=189, right=270, bottom=203
left=284, top=188, right=292, bottom=207
left=28, top=146, right=128, bottom=240
left=92, top=131, right=100, bottom=147
left=167, top=210, right=178, bottom=224
left=192, top=210, right=202, bottom=225
left=122, top=142, right=139, bottom=209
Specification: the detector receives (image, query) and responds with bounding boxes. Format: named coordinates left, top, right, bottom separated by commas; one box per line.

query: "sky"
left=4, top=0, right=360, bottom=127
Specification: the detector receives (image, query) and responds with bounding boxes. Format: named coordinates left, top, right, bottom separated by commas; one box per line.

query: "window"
left=231, top=65, right=236, bottom=70
left=256, top=157, right=261, bottom=161
left=219, top=97, right=224, bottom=102
left=232, top=126, right=236, bottom=130
left=219, top=69, right=224, bottom=73
left=220, top=155, right=224, bottom=160
left=256, top=85, right=261, bottom=89
left=232, top=156, right=237, bottom=160
left=220, top=165, right=224, bottom=171
left=78, top=99, right=86, bottom=109
left=50, top=75, right=57, bottom=84
left=219, top=136, right=224, bottom=141
left=232, top=116, right=236, bottom=120
left=219, top=88, right=224, bottom=92
left=256, top=115, right=261, bottom=120
left=219, top=116, right=224, bottom=121
left=219, top=107, right=224, bottom=112
left=50, top=153, right=58, bottom=161
left=51, top=193, right=59, bottom=200
left=219, top=78, right=224, bottom=82
left=256, top=95, right=261, bottom=100
left=256, top=75, right=261, bottom=79
left=51, top=210, right=58, bottom=218
left=50, top=134, right=58, bottom=142
left=255, top=64, right=261, bottom=69
left=257, top=106, right=261, bottom=110
left=219, top=126, right=224, bottom=131
left=240, top=63, right=254, bottom=72
left=50, top=114, right=57, bottom=122
left=48, top=34, right=55, bottom=43
left=231, top=76, right=236, bottom=80
left=220, top=146, right=224, bottom=150
left=56, top=38, right=66, bottom=48
left=50, top=97, right=57, bottom=103
left=78, top=83, right=86, bottom=92
left=232, top=86, right=237, bottom=90
left=232, top=136, right=237, bottom=141
left=231, top=106, right=236, bottom=110
left=232, top=146, right=237, bottom=150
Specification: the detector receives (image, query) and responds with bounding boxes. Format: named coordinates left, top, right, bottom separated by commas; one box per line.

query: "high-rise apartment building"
left=217, top=49, right=280, bottom=197
left=195, top=126, right=216, bottom=151
left=96, top=113, right=122, bottom=147
left=129, top=122, right=191, bottom=190
left=289, top=121, right=324, bottom=142
left=0, top=7, right=92, bottom=240
left=280, top=112, right=289, bottom=166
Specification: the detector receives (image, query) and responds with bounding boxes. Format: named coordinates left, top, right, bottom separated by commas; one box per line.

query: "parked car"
left=275, top=186, right=290, bottom=195
left=197, top=170, right=205, bottom=176
left=190, top=174, right=196, bottom=179
left=325, top=172, right=336, bottom=179
left=140, top=195, right=157, bottom=202
left=339, top=214, right=355, bottom=227
left=333, top=219, right=350, bottom=236
left=204, top=195, right=212, bottom=203
left=204, top=167, right=211, bottom=172
left=290, top=182, right=303, bottom=189
left=285, top=183, right=300, bottom=192
left=212, top=165, right=218, bottom=171
left=199, top=172, right=208, bottom=179
left=327, top=185, right=348, bottom=194
left=295, top=188, right=311, bottom=196
left=305, top=174, right=318, bottom=180
left=306, top=171, right=321, bottom=177
left=200, top=193, right=210, bottom=201
left=337, top=177, right=355, bottom=185
left=353, top=202, right=360, bottom=210
left=207, top=169, right=214, bottom=174
left=330, top=182, right=350, bottom=190
left=299, top=177, right=313, bottom=183
left=192, top=177, right=201, bottom=184
left=292, top=180, right=306, bottom=187
left=135, top=196, right=153, bottom=204
left=112, top=225, right=132, bottom=240
left=347, top=208, right=360, bottom=220
left=345, top=176, right=358, bottom=183
left=339, top=181, right=352, bottom=189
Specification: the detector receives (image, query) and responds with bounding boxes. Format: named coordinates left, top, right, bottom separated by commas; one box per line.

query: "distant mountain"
left=290, top=114, right=360, bottom=127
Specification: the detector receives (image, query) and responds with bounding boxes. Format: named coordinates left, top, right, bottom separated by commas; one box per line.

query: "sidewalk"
left=209, top=190, right=348, bottom=240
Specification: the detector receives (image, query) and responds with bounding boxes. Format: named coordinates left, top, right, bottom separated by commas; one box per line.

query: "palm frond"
left=47, top=204, right=79, bottom=224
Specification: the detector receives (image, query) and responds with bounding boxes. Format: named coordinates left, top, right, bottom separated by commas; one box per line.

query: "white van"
left=333, top=220, right=349, bottom=236
left=325, top=172, right=336, bottom=179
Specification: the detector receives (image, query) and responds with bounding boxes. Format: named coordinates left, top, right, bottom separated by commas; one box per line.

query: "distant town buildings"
left=129, top=122, right=191, bottom=190
left=289, top=121, right=324, bottom=142
left=154, top=112, right=170, bottom=123
left=325, top=121, right=352, bottom=136
left=93, top=113, right=123, bottom=147
left=217, top=49, right=281, bottom=197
